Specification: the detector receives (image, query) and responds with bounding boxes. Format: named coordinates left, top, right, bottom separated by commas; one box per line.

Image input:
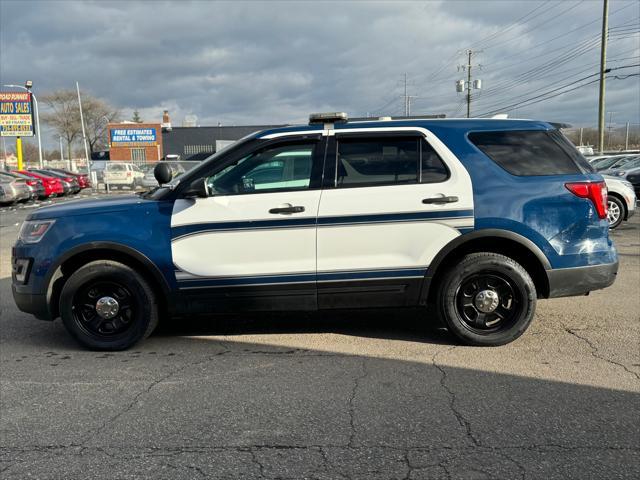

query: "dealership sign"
left=0, top=92, right=34, bottom=137
left=110, top=127, right=157, bottom=146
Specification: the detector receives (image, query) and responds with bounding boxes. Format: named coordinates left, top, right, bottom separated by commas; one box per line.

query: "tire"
left=436, top=252, right=536, bottom=346
left=607, top=195, right=625, bottom=229
left=59, top=260, right=159, bottom=350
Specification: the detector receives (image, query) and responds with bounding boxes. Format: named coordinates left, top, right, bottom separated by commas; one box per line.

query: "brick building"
left=107, top=120, right=163, bottom=162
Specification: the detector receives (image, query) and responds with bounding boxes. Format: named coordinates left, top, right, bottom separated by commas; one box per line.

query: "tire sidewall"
left=438, top=254, right=536, bottom=346
left=60, top=261, right=157, bottom=350
left=607, top=195, right=624, bottom=229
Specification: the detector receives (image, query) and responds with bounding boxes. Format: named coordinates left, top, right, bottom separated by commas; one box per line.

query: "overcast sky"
left=1, top=0, right=638, bottom=149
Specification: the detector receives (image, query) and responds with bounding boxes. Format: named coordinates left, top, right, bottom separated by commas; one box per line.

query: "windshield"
left=608, top=156, right=640, bottom=170
left=593, top=156, right=626, bottom=171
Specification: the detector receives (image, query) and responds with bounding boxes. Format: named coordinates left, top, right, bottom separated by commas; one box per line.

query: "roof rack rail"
left=309, top=112, right=348, bottom=125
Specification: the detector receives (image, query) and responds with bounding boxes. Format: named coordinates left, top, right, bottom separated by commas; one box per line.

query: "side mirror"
left=183, top=178, right=208, bottom=198
left=154, top=163, right=173, bottom=185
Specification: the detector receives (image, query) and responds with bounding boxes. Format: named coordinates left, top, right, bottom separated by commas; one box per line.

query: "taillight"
left=565, top=181, right=608, bottom=219
left=127, top=171, right=132, bottom=177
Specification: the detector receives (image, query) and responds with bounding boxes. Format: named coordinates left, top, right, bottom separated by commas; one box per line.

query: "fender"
left=419, top=228, right=552, bottom=304
left=44, top=241, right=172, bottom=299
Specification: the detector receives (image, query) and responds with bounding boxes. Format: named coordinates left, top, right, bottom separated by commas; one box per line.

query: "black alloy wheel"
left=60, top=260, right=158, bottom=350
left=455, top=272, right=522, bottom=334
left=72, top=281, right=137, bottom=338
left=436, top=252, right=536, bottom=346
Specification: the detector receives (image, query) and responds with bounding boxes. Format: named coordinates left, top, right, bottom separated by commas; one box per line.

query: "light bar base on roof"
left=309, top=112, right=348, bottom=125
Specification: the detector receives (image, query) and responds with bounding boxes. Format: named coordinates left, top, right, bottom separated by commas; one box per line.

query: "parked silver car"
left=0, top=172, right=31, bottom=205
left=0, top=172, right=31, bottom=203
left=603, top=175, right=636, bottom=229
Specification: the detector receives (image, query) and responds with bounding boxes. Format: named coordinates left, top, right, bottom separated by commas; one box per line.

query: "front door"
left=316, top=128, right=474, bottom=308
left=170, top=138, right=324, bottom=312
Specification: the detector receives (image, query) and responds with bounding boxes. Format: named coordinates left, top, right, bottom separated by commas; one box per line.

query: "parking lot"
left=0, top=194, right=638, bottom=479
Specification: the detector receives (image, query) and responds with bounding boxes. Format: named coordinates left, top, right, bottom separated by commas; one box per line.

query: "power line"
left=476, top=65, right=638, bottom=117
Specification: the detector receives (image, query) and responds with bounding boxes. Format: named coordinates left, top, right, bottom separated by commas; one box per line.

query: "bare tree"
left=41, top=90, right=81, bottom=163
left=82, top=97, right=120, bottom=153
left=41, top=89, right=120, bottom=158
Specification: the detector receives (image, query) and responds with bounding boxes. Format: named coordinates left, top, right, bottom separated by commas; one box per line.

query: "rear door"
left=316, top=127, right=474, bottom=308
left=170, top=136, right=325, bottom=312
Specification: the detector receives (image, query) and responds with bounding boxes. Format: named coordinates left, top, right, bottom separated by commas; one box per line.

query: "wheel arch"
left=46, top=242, right=171, bottom=319
left=421, top=229, right=552, bottom=304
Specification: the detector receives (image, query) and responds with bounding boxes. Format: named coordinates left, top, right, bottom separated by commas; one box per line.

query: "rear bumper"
left=546, top=261, right=618, bottom=298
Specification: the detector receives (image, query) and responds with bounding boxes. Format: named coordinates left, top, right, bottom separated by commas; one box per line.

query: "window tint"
left=469, top=130, right=583, bottom=176
left=337, top=137, right=419, bottom=187
left=335, top=137, right=448, bottom=187
left=421, top=141, right=449, bottom=183
left=207, top=143, right=315, bottom=194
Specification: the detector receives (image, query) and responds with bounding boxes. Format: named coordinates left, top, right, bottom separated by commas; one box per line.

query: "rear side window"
left=336, top=136, right=448, bottom=187
left=469, top=130, right=587, bottom=176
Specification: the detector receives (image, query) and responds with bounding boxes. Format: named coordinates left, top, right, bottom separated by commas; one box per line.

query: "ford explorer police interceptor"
left=12, top=113, right=618, bottom=350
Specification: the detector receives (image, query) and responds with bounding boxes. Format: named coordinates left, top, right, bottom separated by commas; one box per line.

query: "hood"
left=28, top=195, right=151, bottom=220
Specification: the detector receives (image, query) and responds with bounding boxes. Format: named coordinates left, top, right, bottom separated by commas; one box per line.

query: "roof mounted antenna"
left=309, top=112, right=348, bottom=128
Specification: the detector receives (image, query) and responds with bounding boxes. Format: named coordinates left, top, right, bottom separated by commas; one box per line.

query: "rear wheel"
left=60, top=260, right=158, bottom=350
left=607, top=195, right=625, bottom=229
left=436, top=252, right=536, bottom=346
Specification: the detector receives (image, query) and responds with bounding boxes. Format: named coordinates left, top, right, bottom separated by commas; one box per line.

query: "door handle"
left=422, top=195, right=459, bottom=204
left=269, top=204, right=305, bottom=214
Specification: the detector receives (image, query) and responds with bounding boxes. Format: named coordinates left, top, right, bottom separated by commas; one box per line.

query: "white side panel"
left=173, top=229, right=316, bottom=277
left=171, top=191, right=321, bottom=278
left=317, top=126, right=474, bottom=272
left=318, top=222, right=461, bottom=272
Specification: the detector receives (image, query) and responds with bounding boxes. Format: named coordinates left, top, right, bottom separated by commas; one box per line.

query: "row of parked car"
left=586, top=153, right=639, bottom=229
left=0, top=168, right=91, bottom=206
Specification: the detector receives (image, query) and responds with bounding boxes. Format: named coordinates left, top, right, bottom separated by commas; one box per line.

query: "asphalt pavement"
left=1, top=195, right=638, bottom=479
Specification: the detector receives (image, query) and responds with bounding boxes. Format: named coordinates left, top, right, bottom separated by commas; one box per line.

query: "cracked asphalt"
left=1, top=197, right=639, bottom=479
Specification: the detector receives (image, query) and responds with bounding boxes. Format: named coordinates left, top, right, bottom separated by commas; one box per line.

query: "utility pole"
left=606, top=111, right=615, bottom=149
left=597, top=0, right=609, bottom=154
left=579, top=127, right=584, bottom=146
left=624, top=122, right=630, bottom=151
left=401, top=73, right=418, bottom=117
left=404, top=73, right=408, bottom=116
left=466, top=50, right=472, bottom=118
left=456, top=50, right=482, bottom=118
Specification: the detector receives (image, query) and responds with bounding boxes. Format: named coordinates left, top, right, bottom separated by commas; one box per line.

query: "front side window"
left=336, top=136, right=448, bottom=187
left=206, top=142, right=316, bottom=195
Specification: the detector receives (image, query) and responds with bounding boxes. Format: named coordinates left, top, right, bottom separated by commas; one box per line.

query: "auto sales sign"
left=0, top=92, right=34, bottom=137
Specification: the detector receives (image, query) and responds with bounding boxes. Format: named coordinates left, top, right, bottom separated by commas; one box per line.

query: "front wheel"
left=59, top=260, right=159, bottom=350
left=607, top=195, right=625, bottom=229
left=436, top=252, right=536, bottom=346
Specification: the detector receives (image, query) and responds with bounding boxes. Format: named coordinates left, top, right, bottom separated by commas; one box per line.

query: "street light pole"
left=3, top=83, right=44, bottom=168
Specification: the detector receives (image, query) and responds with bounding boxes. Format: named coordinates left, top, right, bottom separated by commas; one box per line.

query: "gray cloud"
left=1, top=0, right=638, bottom=150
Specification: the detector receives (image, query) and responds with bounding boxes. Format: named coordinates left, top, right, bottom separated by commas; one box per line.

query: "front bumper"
left=12, top=287, right=51, bottom=320
left=546, top=261, right=618, bottom=298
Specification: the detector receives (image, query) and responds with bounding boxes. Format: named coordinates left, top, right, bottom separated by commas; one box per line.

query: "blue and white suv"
left=12, top=113, right=618, bottom=349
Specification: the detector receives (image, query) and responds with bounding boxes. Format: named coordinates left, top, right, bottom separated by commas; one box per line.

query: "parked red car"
left=14, top=170, right=64, bottom=197
left=47, top=168, right=92, bottom=189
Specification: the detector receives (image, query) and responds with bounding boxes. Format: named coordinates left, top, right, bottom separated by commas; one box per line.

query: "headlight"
left=615, top=171, right=626, bottom=176
left=18, top=219, right=56, bottom=244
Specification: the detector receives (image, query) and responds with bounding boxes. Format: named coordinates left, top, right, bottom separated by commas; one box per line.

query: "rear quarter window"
left=468, top=130, right=591, bottom=176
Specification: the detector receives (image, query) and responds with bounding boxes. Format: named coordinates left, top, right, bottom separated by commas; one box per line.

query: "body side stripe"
left=171, top=209, right=475, bottom=239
